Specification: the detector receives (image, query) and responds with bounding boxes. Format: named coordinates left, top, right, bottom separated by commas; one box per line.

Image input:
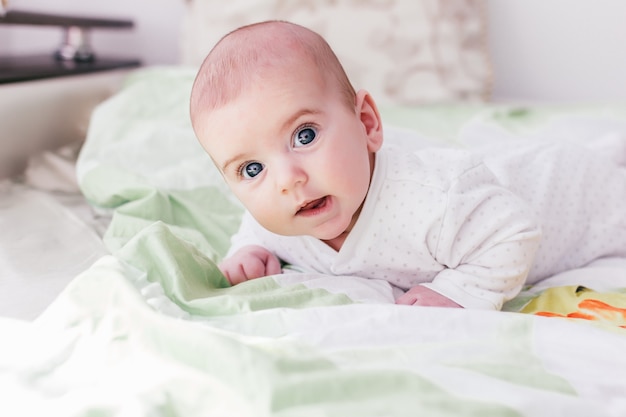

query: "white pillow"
left=180, top=0, right=491, bottom=105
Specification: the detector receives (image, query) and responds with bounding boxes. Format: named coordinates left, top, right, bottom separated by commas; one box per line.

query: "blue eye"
left=241, top=161, right=264, bottom=179
left=294, top=126, right=317, bottom=147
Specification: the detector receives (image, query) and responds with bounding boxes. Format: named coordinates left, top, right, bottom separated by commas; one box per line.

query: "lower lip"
left=297, top=196, right=331, bottom=217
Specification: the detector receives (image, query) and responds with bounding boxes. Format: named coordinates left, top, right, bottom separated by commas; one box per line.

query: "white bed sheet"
left=0, top=145, right=110, bottom=320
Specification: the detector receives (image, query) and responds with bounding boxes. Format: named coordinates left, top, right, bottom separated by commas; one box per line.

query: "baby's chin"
left=306, top=224, right=353, bottom=247
left=263, top=211, right=356, bottom=241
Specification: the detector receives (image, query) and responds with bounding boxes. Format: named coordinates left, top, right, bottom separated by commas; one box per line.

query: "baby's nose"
left=276, top=160, right=307, bottom=194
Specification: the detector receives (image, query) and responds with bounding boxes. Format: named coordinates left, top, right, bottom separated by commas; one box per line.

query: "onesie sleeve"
left=225, top=210, right=268, bottom=257
left=421, top=162, right=542, bottom=310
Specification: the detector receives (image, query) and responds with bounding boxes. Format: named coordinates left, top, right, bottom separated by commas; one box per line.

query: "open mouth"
left=296, top=196, right=328, bottom=215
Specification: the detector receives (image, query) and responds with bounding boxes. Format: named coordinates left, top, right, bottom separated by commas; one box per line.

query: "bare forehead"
left=200, top=63, right=327, bottom=143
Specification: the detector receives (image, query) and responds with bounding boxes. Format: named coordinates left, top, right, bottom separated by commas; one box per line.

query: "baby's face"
left=195, top=68, right=380, bottom=244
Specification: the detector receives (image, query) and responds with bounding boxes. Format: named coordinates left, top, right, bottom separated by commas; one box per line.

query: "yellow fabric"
left=521, top=286, right=626, bottom=330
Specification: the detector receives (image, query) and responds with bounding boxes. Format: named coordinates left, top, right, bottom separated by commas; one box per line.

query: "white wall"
left=487, top=0, right=626, bottom=103
left=1, top=0, right=626, bottom=103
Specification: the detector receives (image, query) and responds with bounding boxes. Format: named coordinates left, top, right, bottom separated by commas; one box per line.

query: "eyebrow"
left=220, top=108, right=322, bottom=174
left=280, top=108, right=321, bottom=133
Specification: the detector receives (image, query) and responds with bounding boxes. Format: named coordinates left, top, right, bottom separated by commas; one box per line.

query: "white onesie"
left=228, top=140, right=626, bottom=310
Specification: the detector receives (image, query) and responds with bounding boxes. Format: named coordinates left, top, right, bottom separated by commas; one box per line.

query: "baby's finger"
left=242, top=258, right=267, bottom=281
left=395, top=292, right=418, bottom=305
left=226, top=265, right=248, bottom=285
left=264, top=254, right=282, bottom=276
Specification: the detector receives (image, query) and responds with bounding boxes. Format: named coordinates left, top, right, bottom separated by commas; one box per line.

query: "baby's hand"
left=396, top=285, right=463, bottom=308
left=219, top=245, right=282, bottom=285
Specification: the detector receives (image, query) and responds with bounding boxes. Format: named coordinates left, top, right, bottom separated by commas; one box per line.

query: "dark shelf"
left=0, top=54, right=141, bottom=84
left=0, top=10, right=133, bottom=28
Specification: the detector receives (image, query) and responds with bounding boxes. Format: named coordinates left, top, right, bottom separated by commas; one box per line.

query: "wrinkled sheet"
left=1, top=226, right=625, bottom=416
left=0, top=144, right=109, bottom=320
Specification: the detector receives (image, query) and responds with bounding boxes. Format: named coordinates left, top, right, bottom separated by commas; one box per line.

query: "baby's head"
left=190, top=21, right=383, bottom=247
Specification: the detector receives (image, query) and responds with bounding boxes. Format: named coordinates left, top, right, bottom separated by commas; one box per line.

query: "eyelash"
left=296, top=123, right=316, bottom=135
left=235, top=161, right=257, bottom=179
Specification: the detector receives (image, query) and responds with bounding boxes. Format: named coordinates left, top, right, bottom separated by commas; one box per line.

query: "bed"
left=2, top=2, right=626, bottom=416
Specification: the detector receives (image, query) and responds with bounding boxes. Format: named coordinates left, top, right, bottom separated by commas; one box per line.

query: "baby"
left=190, top=20, right=626, bottom=310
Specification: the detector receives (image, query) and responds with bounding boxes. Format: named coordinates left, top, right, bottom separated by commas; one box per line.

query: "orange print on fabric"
left=521, top=286, right=626, bottom=330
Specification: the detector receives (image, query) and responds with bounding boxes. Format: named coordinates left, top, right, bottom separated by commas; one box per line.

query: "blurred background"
left=1, top=0, right=625, bottom=103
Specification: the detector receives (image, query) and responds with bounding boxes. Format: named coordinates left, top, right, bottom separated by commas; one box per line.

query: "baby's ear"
left=355, top=90, right=383, bottom=152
